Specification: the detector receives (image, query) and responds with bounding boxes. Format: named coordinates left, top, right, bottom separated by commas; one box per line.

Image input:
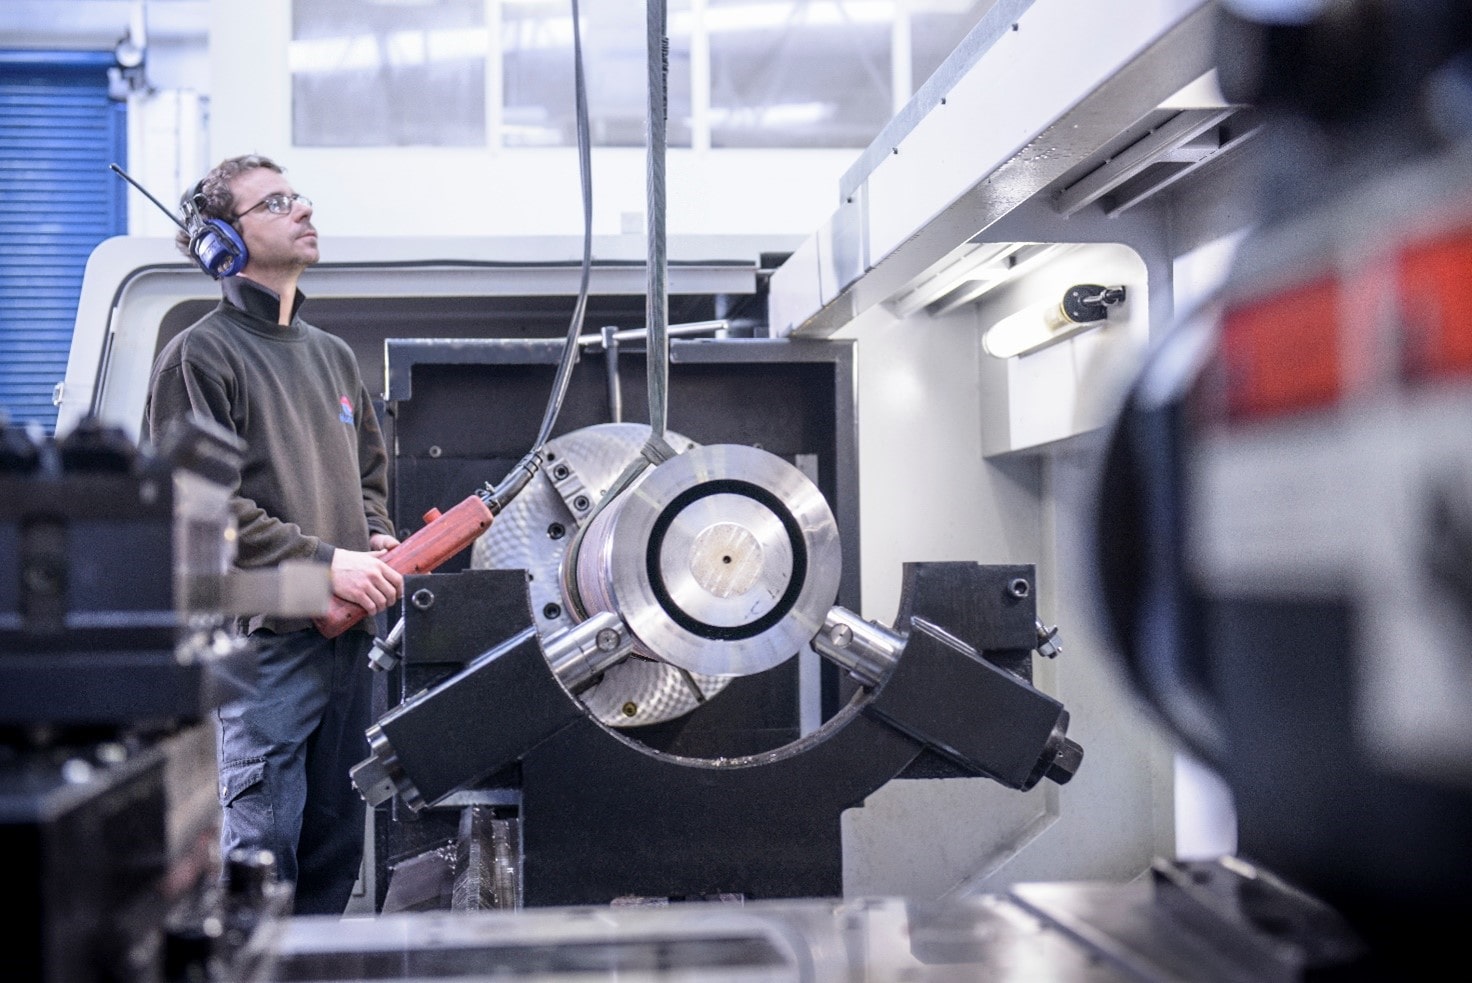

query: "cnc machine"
left=29, top=0, right=1472, bottom=979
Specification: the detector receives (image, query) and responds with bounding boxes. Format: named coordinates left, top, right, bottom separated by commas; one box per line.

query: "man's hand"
left=330, top=547, right=404, bottom=615
left=369, top=532, right=401, bottom=551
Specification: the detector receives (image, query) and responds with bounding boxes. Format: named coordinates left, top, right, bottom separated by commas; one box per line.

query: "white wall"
left=833, top=276, right=1179, bottom=898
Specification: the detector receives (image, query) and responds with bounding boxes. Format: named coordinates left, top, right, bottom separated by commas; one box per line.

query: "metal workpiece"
left=473, top=424, right=726, bottom=729
left=179, top=560, right=331, bottom=630
left=572, top=442, right=843, bottom=677
left=812, top=605, right=904, bottom=686
left=544, top=610, right=636, bottom=692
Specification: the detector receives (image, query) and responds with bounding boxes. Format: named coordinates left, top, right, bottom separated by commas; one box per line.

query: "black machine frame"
left=371, top=335, right=860, bottom=912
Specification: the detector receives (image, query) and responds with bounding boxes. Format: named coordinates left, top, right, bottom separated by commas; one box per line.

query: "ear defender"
left=183, top=184, right=248, bottom=279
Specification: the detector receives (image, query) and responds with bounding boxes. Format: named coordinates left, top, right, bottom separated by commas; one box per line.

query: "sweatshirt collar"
left=222, top=276, right=308, bottom=326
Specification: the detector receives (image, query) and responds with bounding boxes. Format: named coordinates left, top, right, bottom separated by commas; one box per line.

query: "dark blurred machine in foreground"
left=1094, top=0, right=1472, bottom=977
left=0, top=413, right=329, bottom=982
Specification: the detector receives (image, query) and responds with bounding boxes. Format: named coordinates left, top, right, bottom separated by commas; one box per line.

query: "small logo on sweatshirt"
left=339, top=395, right=355, bottom=425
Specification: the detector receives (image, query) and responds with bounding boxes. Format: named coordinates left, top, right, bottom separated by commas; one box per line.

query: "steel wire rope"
left=558, top=0, right=682, bottom=625
left=480, top=0, right=597, bottom=509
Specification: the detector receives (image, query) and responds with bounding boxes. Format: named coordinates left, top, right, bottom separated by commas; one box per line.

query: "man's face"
left=229, top=166, right=318, bottom=273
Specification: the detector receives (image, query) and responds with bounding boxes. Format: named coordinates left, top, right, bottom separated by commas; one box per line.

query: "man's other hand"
left=330, top=547, right=404, bottom=615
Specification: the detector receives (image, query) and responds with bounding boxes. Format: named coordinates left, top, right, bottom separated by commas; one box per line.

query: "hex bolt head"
left=411, top=588, right=435, bottom=611
left=368, top=639, right=400, bottom=672
left=595, top=627, right=621, bottom=651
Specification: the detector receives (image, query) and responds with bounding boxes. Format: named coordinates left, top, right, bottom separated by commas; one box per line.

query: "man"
left=145, top=154, right=403, bottom=916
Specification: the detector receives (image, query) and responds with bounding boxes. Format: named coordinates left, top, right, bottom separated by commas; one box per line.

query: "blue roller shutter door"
left=0, top=52, right=127, bottom=432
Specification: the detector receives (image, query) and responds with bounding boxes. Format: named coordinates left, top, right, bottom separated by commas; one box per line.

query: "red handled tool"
left=313, top=494, right=494, bottom=638
left=314, top=455, right=542, bottom=639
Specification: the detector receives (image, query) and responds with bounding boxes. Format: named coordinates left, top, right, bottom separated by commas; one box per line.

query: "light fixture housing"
left=113, top=33, right=145, bottom=70
left=108, top=27, right=149, bottom=101
left=982, top=284, right=1127, bottom=359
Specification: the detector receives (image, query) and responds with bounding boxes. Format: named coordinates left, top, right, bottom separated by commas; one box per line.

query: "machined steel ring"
left=573, top=443, right=841, bottom=676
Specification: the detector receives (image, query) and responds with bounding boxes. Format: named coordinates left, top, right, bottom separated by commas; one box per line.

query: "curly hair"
left=175, top=154, right=284, bottom=257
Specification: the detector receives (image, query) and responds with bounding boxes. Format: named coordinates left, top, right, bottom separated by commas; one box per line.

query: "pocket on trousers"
left=218, top=757, right=271, bottom=821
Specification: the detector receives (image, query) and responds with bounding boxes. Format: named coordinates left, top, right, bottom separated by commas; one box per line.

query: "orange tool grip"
left=313, top=494, right=495, bottom=639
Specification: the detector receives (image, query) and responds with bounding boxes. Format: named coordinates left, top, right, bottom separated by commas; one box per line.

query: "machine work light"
left=982, top=284, right=1128, bottom=359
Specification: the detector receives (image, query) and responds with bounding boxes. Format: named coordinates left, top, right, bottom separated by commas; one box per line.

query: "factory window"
left=502, top=0, right=694, bottom=148
left=289, top=0, right=998, bottom=151
left=708, top=0, right=892, bottom=148
left=290, top=0, right=487, bottom=147
left=0, top=52, right=126, bottom=433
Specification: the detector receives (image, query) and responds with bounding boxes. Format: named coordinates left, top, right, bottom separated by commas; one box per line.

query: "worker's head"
left=177, top=155, right=317, bottom=281
left=176, top=154, right=278, bottom=260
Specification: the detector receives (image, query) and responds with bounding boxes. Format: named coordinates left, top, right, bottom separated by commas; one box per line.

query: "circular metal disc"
left=577, top=443, right=842, bottom=677
left=657, top=493, right=794, bottom=628
left=470, top=423, right=727, bottom=727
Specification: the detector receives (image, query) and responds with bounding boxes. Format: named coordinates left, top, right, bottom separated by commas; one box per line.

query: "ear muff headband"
left=184, top=183, right=248, bottom=279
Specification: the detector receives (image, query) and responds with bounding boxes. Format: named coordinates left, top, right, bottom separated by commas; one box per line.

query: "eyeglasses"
left=233, top=193, right=311, bottom=220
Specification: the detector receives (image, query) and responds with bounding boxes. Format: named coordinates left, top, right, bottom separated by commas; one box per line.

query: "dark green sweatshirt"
left=145, top=276, right=393, bottom=634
